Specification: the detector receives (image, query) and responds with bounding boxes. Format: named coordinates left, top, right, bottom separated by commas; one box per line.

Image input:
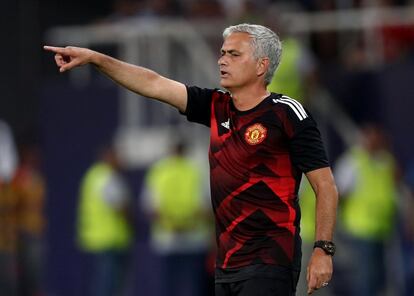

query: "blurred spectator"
left=184, top=0, right=225, bottom=19
left=0, top=119, right=18, bottom=296
left=294, top=0, right=335, bottom=10
left=105, top=0, right=146, bottom=21
left=103, top=0, right=182, bottom=22
left=265, top=3, right=318, bottom=105
left=222, top=0, right=269, bottom=23
left=77, top=144, right=133, bottom=296
left=142, top=0, right=182, bottom=17
left=380, top=23, right=414, bottom=62
left=220, top=0, right=247, bottom=21
left=142, top=138, right=212, bottom=296
left=0, top=119, right=18, bottom=185
left=11, top=144, right=46, bottom=296
left=267, top=36, right=317, bottom=105
left=362, top=0, right=414, bottom=63
left=400, top=160, right=414, bottom=296
left=323, top=38, right=383, bottom=124
left=334, top=123, right=398, bottom=296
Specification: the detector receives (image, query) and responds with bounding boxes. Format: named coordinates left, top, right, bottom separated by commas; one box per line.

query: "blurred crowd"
left=0, top=119, right=46, bottom=296
left=2, top=0, right=414, bottom=295
left=95, top=0, right=414, bottom=21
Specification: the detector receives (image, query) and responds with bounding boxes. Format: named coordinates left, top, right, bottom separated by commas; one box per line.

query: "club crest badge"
left=244, top=123, right=267, bottom=145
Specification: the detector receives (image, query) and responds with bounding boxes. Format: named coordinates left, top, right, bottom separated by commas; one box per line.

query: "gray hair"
left=223, top=24, right=282, bottom=85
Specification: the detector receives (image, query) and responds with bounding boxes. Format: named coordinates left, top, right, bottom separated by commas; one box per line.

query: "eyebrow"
left=220, top=49, right=241, bottom=54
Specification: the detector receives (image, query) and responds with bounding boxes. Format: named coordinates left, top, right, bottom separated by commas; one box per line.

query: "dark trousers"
left=89, top=250, right=128, bottom=296
left=215, top=277, right=297, bottom=296
left=350, top=238, right=385, bottom=296
left=160, top=252, right=209, bottom=296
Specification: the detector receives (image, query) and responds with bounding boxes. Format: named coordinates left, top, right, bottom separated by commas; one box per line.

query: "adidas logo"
left=221, top=119, right=230, bottom=130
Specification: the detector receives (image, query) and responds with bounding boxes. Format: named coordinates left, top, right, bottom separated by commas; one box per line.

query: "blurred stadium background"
left=1, top=0, right=414, bottom=295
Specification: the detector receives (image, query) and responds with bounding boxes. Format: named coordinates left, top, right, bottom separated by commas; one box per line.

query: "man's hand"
left=43, top=45, right=187, bottom=112
left=43, top=46, right=95, bottom=73
left=307, top=248, right=333, bottom=294
left=305, top=167, right=337, bottom=294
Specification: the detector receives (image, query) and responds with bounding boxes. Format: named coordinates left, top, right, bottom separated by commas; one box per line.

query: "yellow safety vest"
left=341, top=147, right=396, bottom=240
left=299, top=177, right=316, bottom=243
left=268, top=38, right=305, bottom=103
left=146, top=156, right=203, bottom=232
left=77, top=162, right=132, bottom=251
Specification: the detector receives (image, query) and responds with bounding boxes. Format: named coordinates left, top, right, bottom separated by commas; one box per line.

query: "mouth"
left=220, top=70, right=229, bottom=78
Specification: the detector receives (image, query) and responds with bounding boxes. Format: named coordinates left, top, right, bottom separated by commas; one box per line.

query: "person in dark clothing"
left=44, top=23, right=338, bottom=295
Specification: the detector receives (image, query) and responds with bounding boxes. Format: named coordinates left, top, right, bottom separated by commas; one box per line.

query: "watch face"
left=314, top=241, right=336, bottom=256
left=324, top=243, right=336, bottom=255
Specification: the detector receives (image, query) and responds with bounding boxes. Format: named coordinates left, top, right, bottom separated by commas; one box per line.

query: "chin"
left=220, top=79, right=234, bottom=90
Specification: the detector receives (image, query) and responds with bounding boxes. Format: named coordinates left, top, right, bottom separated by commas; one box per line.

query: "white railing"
left=44, top=6, right=414, bottom=166
left=45, top=19, right=221, bottom=167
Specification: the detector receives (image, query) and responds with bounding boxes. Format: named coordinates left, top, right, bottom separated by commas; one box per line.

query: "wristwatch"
left=313, top=240, right=336, bottom=256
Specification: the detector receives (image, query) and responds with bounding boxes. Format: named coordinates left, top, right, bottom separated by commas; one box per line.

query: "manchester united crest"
left=244, top=123, right=267, bottom=145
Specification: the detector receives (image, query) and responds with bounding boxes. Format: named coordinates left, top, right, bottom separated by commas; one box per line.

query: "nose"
left=218, top=55, right=227, bottom=66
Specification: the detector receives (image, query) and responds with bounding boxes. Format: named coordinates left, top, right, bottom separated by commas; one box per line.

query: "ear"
left=256, top=57, right=270, bottom=77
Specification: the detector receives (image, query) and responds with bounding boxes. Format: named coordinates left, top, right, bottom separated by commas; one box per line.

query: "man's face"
left=218, top=32, right=260, bottom=90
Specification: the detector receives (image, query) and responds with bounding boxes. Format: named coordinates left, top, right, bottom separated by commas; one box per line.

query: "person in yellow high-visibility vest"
left=402, top=161, right=414, bottom=296
left=335, top=124, right=398, bottom=296
left=142, top=139, right=212, bottom=296
left=77, top=145, right=133, bottom=296
left=267, top=36, right=317, bottom=106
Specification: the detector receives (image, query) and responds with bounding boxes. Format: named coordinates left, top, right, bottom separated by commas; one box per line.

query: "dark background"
left=2, top=1, right=414, bottom=295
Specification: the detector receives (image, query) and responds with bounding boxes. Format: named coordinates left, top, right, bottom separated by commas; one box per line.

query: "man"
left=142, top=139, right=211, bottom=296
left=334, top=123, right=397, bottom=296
left=44, top=23, right=338, bottom=295
left=0, top=119, right=18, bottom=295
left=77, top=145, right=133, bottom=296
left=11, top=144, right=46, bottom=296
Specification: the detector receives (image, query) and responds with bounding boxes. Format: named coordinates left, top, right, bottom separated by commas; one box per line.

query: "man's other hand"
left=307, top=248, right=333, bottom=294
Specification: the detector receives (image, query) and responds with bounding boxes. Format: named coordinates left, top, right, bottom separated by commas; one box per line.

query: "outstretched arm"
left=43, top=46, right=188, bottom=112
left=305, top=167, right=338, bottom=295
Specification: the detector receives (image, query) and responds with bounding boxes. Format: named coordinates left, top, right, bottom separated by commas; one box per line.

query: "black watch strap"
left=313, top=240, right=336, bottom=256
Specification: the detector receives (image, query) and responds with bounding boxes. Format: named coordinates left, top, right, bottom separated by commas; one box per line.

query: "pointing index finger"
left=43, top=45, right=65, bottom=54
